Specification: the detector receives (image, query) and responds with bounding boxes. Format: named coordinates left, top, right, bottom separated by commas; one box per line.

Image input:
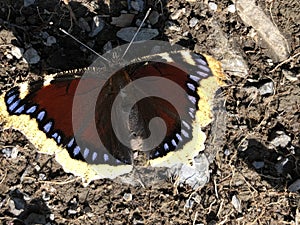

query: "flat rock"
left=89, top=16, right=105, bottom=37
left=111, top=14, right=135, bottom=27
left=236, top=0, right=290, bottom=62
left=117, top=27, right=159, bottom=42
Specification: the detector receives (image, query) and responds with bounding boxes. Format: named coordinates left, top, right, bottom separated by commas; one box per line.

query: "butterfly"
left=0, top=41, right=225, bottom=186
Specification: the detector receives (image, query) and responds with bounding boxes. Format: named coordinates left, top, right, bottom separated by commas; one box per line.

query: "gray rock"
left=45, top=36, right=56, bottom=46
left=23, top=47, right=40, bottom=64
left=252, top=161, right=264, bottom=169
left=111, top=14, right=135, bottom=27
left=259, top=81, right=274, bottom=95
left=131, top=0, right=144, bottom=12
left=288, top=179, right=300, bottom=192
left=117, top=27, right=159, bottom=42
left=25, top=213, right=46, bottom=225
left=103, top=41, right=113, bottom=53
left=148, top=11, right=160, bottom=25
left=275, top=157, right=289, bottom=174
left=78, top=17, right=91, bottom=32
left=24, top=0, right=35, bottom=7
left=89, top=16, right=105, bottom=37
left=176, top=154, right=210, bottom=189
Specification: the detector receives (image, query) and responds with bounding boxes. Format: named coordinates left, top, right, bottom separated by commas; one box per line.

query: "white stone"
left=11, top=46, right=24, bottom=59
left=208, top=2, right=218, bottom=11
left=228, top=4, right=236, bottom=13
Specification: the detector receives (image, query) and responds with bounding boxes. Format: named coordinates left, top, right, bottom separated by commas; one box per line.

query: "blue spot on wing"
left=6, top=88, right=17, bottom=97
left=83, top=148, right=89, bottom=158
left=43, top=121, right=53, bottom=133
left=8, top=99, right=20, bottom=112
left=7, top=94, right=17, bottom=105
left=73, top=146, right=80, bottom=156
left=37, top=111, right=46, bottom=121
left=67, top=138, right=75, bottom=148
left=15, top=104, right=25, bottom=114
left=52, top=132, right=62, bottom=144
left=26, top=105, right=37, bottom=114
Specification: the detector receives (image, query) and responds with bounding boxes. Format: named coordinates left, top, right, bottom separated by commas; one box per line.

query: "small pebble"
left=228, top=4, right=236, bottom=13
left=131, top=0, right=144, bottom=12
left=111, top=14, right=135, bottom=27
left=271, top=131, right=291, bottom=148
left=49, top=214, right=55, bottom=220
left=135, top=19, right=145, bottom=27
left=259, top=81, right=274, bottom=95
left=23, top=47, right=40, bottom=64
left=34, top=165, right=41, bottom=172
left=288, top=179, right=300, bottom=192
left=24, top=0, right=35, bottom=7
left=39, top=173, right=47, bottom=180
left=189, top=17, right=199, bottom=28
left=252, top=161, right=264, bottom=169
left=11, top=46, right=24, bottom=59
left=89, top=16, right=105, bottom=37
left=184, top=199, right=194, bottom=209
left=42, top=191, right=50, bottom=201
left=2, top=148, right=12, bottom=158
left=68, top=209, right=78, bottom=215
left=103, top=41, right=112, bottom=53
left=123, top=193, right=132, bottom=202
left=208, top=2, right=218, bottom=11
left=224, top=149, right=230, bottom=156
left=10, top=147, right=19, bottom=159
left=266, top=58, right=273, bottom=66
left=78, top=17, right=91, bottom=32
left=282, top=69, right=298, bottom=82
left=232, top=195, right=242, bottom=213
left=5, top=53, right=13, bottom=59
left=40, top=31, right=49, bottom=39
left=167, top=22, right=181, bottom=32
left=148, top=11, right=160, bottom=25
left=170, top=8, right=186, bottom=20
left=45, top=36, right=56, bottom=46
left=275, top=157, right=289, bottom=174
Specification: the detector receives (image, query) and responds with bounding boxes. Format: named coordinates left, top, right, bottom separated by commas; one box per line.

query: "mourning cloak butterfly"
left=0, top=48, right=225, bottom=185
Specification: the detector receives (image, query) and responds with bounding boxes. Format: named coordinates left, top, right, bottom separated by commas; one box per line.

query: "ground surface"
left=0, top=0, right=299, bottom=224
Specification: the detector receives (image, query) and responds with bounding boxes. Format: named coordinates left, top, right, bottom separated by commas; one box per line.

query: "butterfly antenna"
left=121, top=8, right=152, bottom=59
left=59, top=28, right=110, bottom=63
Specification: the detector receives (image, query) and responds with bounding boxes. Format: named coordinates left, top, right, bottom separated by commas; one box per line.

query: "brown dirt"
left=0, top=0, right=299, bottom=224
